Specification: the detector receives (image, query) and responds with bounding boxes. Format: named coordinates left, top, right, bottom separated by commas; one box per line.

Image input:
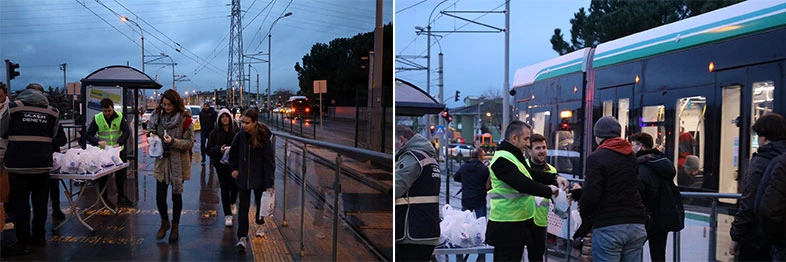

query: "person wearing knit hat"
left=571, top=115, right=648, bottom=261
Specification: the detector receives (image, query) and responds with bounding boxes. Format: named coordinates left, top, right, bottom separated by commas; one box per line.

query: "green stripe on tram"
left=595, top=9, right=786, bottom=68
left=533, top=64, right=583, bottom=82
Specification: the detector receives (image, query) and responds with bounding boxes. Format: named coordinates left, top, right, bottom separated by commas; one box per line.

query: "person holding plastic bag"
left=86, top=98, right=131, bottom=208
left=146, top=89, right=194, bottom=242
left=206, top=108, right=239, bottom=227
left=525, top=133, right=569, bottom=262
left=229, top=109, right=275, bottom=252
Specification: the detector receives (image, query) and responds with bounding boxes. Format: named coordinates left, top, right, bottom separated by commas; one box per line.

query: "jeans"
left=773, top=244, right=786, bottom=261
left=237, top=188, right=265, bottom=238
left=592, top=223, right=647, bottom=262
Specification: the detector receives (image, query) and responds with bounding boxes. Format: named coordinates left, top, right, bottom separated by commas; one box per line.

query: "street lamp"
left=120, top=16, right=144, bottom=73
left=267, top=12, right=292, bottom=120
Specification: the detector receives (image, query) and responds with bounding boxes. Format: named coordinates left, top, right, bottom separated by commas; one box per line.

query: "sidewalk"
left=3, top=132, right=291, bottom=261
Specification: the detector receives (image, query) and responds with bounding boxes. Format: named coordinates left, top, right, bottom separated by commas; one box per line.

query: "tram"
left=513, top=0, right=786, bottom=199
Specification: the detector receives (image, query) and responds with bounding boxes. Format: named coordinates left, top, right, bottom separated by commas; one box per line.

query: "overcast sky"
left=1, top=0, right=392, bottom=97
left=395, top=0, right=588, bottom=108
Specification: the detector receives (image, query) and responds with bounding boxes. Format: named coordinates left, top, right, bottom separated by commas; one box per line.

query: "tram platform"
left=2, top=127, right=390, bottom=261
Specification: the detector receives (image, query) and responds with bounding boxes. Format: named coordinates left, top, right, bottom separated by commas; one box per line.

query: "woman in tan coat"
left=147, top=89, right=194, bottom=242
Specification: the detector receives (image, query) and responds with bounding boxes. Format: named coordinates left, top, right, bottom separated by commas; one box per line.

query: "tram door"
left=719, top=84, right=742, bottom=199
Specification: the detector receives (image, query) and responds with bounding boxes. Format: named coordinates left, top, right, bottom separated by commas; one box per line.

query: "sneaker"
left=231, top=204, right=237, bottom=215
left=225, top=215, right=233, bottom=227
left=236, top=237, right=247, bottom=251
left=255, top=228, right=265, bottom=238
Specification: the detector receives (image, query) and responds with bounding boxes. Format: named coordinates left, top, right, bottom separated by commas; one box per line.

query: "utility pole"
left=372, top=0, right=384, bottom=152
left=503, top=0, right=510, bottom=133
left=226, top=0, right=244, bottom=106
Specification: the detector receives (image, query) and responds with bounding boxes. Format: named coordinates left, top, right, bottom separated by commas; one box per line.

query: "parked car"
left=447, top=144, right=475, bottom=160
left=186, top=105, right=202, bottom=131
left=141, top=108, right=154, bottom=129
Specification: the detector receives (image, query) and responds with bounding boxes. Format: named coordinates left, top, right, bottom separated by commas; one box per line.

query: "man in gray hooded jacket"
left=1, top=83, right=60, bottom=249
left=395, top=125, right=440, bottom=261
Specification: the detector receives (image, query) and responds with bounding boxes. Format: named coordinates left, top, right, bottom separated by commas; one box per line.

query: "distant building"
left=448, top=96, right=507, bottom=145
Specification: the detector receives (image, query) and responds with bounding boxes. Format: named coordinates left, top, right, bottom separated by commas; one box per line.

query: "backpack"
left=657, top=179, right=685, bottom=231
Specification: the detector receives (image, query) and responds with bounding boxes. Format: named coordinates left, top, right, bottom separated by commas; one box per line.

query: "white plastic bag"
left=552, top=190, right=570, bottom=219
left=51, top=152, right=65, bottom=172
left=63, top=148, right=84, bottom=174
left=258, top=190, right=275, bottom=218
left=106, top=146, right=123, bottom=165
left=220, top=146, right=231, bottom=164
left=148, top=136, right=163, bottom=158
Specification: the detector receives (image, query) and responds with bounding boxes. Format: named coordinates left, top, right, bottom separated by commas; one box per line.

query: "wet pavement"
left=4, top=121, right=393, bottom=261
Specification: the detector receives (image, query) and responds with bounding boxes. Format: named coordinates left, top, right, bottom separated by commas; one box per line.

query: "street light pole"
left=267, top=12, right=293, bottom=120
left=121, top=16, right=144, bottom=73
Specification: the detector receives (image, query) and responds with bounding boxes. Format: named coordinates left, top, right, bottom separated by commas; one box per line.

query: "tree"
left=46, top=86, right=72, bottom=119
left=294, top=23, right=392, bottom=107
left=480, top=87, right=502, bottom=100
left=551, top=0, right=742, bottom=55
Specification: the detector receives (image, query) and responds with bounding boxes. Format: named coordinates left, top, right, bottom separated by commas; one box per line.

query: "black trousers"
left=737, top=242, right=771, bottom=261
left=395, top=244, right=435, bottom=261
left=49, top=179, right=61, bottom=211
left=200, top=132, right=209, bottom=159
left=527, top=225, right=546, bottom=262
left=215, top=164, right=237, bottom=216
left=97, top=170, right=126, bottom=201
left=156, top=180, right=182, bottom=223
left=9, top=172, right=49, bottom=244
left=493, top=245, right=525, bottom=262
left=646, top=226, right=669, bottom=261
left=237, top=188, right=264, bottom=238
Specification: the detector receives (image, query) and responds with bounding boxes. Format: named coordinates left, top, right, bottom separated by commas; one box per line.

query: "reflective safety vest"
left=395, top=149, right=441, bottom=243
left=488, top=150, right=535, bottom=222
left=95, top=111, right=123, bottom=150
left=527, top=159, right=558, bottom=227
left=4, top=100, right=59, bottom=172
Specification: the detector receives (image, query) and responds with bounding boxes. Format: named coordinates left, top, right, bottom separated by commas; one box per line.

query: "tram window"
left=619, top=98, right=630, bottom=138
left=676, top=96, right=707, bottom=190
left=751, top=81, right=775, bottom=154
left=641, top=105, right=666, bottom=152
left=603, top=100, right=613, bottom=117
left=532, top=111, right=550, bottom=137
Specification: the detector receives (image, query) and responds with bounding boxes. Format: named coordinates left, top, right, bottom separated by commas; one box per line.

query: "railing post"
left=566, top=201, right=572, bottom=262
left=300, top=144, right=308, bottom=257
left=300, top=116, right=304, bottom=137
left=313, top=119, right=317, bottom=139
left=332, top=154, right=342, bottom=261
left=282, top=138, right=289, bottom=227
left=710, top=198, right=718, bottom=262
left=673, top=231, right=680, bottom=262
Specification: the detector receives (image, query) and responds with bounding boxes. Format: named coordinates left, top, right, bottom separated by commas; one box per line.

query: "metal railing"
left=271, top=130, right=391, bottom=261
left=434, top=176, right=743, bottom=262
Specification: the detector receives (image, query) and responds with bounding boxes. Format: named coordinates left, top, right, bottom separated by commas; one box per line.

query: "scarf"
left=0, top=96, right=8, bottom=157
left=150, top=111, right=185, bottom=193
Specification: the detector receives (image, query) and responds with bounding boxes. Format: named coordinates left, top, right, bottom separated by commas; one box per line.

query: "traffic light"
left=5, top=59, right=20, bottom=81
left=455, top=90, right=460, bottom=102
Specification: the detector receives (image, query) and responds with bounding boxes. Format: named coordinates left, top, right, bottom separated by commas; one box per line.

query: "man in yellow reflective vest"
left=87, top=98, right=131, bottom=207
left=485, top=120, right=566, bottom=261
left=526, top=133, right=565, bottom=261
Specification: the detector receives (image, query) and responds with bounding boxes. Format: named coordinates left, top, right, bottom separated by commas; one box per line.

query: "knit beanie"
left=593, top=116, right=621, bottom=138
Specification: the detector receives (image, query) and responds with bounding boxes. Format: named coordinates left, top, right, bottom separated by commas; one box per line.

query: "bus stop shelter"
left=80, top=65, right=162, bottom=169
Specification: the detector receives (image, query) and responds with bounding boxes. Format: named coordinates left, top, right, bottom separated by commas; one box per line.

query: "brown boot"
left=169, top=222, right=179, bottom=242
left=156, top=220, right=170, bottom=240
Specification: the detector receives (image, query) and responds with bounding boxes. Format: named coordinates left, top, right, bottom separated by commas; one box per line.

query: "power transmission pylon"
left=226, top=0, right=245, bottom=107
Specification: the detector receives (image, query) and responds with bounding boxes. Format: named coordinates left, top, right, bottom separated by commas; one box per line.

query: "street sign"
left=313, top=80, right=327, bottom=94
left=312, top=80, right=327, bottom=134
left=435, top=125, right=445, bottom=134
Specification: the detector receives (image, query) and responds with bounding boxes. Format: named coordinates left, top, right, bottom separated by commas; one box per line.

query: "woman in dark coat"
left=229, top=109, right=275, bottom=252
left=206, top=108, right=239, bottom=227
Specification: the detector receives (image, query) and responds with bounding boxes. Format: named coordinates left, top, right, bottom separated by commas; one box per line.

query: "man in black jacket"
left=86, top=98, right=131, bottom=207
left=630, top=132, right=679, bottom=261
left=756, top=151, right=786, bottom=260
left=453, top=148, right=489, bottom=218
left=572, top=116, right=648, bottom=261
left=730, top=113, right=786, bottom=260
left=198, top=102, right=217, bottom=163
